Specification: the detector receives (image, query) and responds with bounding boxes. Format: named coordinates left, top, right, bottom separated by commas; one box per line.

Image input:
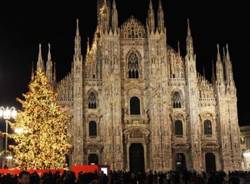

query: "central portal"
left=129, top=143, right=145, bottom=173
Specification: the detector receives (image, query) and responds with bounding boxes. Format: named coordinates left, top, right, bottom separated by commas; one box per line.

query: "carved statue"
left=146, top=109, right=151, bottom=123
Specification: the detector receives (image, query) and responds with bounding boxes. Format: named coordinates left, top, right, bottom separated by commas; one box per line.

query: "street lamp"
left=0, top=106, right=17, bottom=167
left=6, top=155, right=13, bottom=161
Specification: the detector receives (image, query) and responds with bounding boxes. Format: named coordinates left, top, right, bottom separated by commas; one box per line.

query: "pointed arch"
left=204, top=119, right=212, bottom=136
left=88, top=90, right=98, bottom=109
left=89, top=121, right=97, bottom=137
left=175, top=120, right=183, bottom=136
left=130, top=96, right=140, bottom=115
left=172, top=91, right=182, bottom=108
left=128, top=51, right=140, bottom=79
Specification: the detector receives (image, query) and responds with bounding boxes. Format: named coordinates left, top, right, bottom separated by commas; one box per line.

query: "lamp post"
left=0, top=106, right=17, bottom=167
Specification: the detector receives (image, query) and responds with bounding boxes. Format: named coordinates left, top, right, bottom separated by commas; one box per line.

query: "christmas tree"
left=10, top=69, right=72, bottom=170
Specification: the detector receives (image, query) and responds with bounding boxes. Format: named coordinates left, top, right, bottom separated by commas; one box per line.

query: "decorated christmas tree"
left=10, top=69, right=71, bottom=170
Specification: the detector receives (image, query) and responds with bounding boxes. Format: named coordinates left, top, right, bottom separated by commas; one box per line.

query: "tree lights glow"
left=10, top=69, right=72, bottom=170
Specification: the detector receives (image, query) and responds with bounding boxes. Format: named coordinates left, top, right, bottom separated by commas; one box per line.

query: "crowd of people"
left=0, top=170, right=250, bottom=184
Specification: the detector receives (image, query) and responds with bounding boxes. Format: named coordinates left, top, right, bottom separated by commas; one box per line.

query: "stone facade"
left=34, top=0, right=242, bottom=172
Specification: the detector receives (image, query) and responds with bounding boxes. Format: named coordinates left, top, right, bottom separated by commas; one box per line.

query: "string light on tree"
left=10, top=69, right=72, bottom=170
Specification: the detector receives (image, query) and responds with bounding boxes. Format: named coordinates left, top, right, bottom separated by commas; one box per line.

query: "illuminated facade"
left=34, top=0, right=242, bottom=172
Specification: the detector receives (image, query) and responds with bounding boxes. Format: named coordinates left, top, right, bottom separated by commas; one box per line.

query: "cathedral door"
left=175, top=153, right=186, bottom=171
left=88, top=154, right=99, bottom=165
left=205, top=153, right=216, bottom=172
left=129, top=143, right=145, bottom=173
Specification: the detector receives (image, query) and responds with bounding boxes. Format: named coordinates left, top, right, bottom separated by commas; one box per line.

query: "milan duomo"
left=34, top=0, right=242, bottom=172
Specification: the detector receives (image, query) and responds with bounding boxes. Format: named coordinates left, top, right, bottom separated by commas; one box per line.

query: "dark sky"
left=0, top=0, right=249, bottom=126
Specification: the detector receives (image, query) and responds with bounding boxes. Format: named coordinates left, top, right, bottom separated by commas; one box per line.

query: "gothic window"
left=204, top=120, right=212, bottom=136
left=128, top=52, right=139, bottom=78
left=175, top=120, right=183, bottom=136
left=88, top=92, right=97, bottom=109
left=172, top=92, right=182, bottom=108
left=130, top=96, right=140, bottom=115
left=89, top=121, right=97, bottom=137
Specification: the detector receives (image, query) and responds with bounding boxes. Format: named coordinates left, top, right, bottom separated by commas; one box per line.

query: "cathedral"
left=35, top=0, right=242, bottom=172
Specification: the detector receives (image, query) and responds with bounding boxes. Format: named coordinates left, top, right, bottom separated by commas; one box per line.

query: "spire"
left=36, top=43, right=44, bottom=71
left=147, top=0, right=155, bottom=33
left=224, top=44, right=234, bottom=86
left=98, top=0, right=110, bottom=32
left=157, top=0, right=165, bottom=32
left=46, top=43, right=53, bottom=83
left=187, top=19, right=191, bottom=37
left=216, top=44, right=224, bottom=85
left=217, top=44, right=221, bottom=62
left=226, top=44, right=231, bottom=61
left=53, top=62, right=56, bottom=82
left=76, top=18, right=80, bottom=37
left=47, top=43, right=52, bottom=61
left=87, top=37, right=90, bottom=53
left=74, top=19, right=81, bottom=56
left=31, top=61, right=34, bottom=80
left=97, top=0, right=104, bottom=25
left=177, top=41, right=181, bottom=56
left=186, top=19, right=194, bottom=57
left=111, top=0, right=118, bottom=32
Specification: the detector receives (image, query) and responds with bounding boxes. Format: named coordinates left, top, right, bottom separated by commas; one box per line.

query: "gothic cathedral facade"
left=35, top=0, right=242, bottom=172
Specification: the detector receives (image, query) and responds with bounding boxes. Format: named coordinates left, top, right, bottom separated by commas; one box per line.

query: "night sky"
left=0, top=1, right=249, bottom=126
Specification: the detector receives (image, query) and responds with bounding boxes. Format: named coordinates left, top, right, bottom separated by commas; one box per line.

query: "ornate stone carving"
left=121, top=16, right=146, bottom=39
left=51, top=2, right=242, bottom=171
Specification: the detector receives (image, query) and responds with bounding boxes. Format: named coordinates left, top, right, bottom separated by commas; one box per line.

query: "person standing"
left=18, top=171, right=30, bottom=184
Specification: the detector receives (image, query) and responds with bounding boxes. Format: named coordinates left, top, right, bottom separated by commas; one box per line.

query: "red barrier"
left=0, top=168, right=65, bottom=176
left=27, top=169, right=64, bottom=175
left=71, top=165, right=99, bottom=177
left=0, top=168, right=20, bottom=175
left=0, top=165, right=99, bottom=176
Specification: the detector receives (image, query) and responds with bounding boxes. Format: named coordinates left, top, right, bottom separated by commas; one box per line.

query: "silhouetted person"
left=18, top=171, right=30, bottom=184
left=229, top=174, right=240, bottom=184
left=99, top=171, right=108, bottom=184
